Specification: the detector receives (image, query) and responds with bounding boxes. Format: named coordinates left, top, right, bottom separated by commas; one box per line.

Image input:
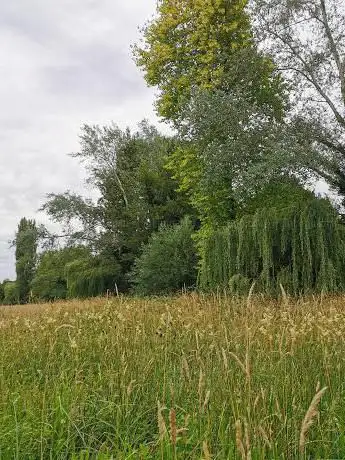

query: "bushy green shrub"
left=131, top=217, right=197, bottom=295
left=3, top=281, right=19, bottom=305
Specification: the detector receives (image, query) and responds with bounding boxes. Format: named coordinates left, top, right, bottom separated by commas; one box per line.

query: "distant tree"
left=168, top=88, right=315, bottom=239
left=65, top=254, right=121, bottom=298
left=14, top=218, right=38, bottom=303
left=3, top=281, right=19, bottom=305
left=200, top=198, right=345, bottom=295
left=41, top=122, right=192, bottom=290
left=31, top=246, right=90, bottom=301
left=137, top=1, right=289, bottom=242
left=131, top=217, right=197, bottom=296
left=0, top=281, right=5, bottom=304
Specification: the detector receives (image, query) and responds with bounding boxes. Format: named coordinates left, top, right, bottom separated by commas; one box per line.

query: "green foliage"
left=3, top=281, right=19, bottom=305
left=135, top=0, right=255, bottom=121
left=31, top=247, right=91, bottom=301
left=15, top=218, right=38, bottom=303
left=168, top=88, right=301, bottom=239
left=65, top=255, right=121, bottom=298
left=240, top=178, right=317, bottom=216
left=131, top=217, right=197, bottom=295
left=167, top=142, right=237, bottom=232
left=137, top=0, right=288, bottom=251
left=200, top=198, right=345, bottom=295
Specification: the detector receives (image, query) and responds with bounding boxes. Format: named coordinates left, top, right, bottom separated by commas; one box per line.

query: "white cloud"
left=0, top=0, right=161, bottom=279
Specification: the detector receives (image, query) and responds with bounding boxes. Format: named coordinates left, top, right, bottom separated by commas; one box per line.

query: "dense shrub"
left=131, top=217, right=197, bottom=295
left=3, top=281, right=19, bottom=305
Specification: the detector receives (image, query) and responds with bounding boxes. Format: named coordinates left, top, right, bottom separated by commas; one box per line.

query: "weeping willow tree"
left=200, top=199, right=345, bottom=295
left=65, top=256, right=120, bottom=298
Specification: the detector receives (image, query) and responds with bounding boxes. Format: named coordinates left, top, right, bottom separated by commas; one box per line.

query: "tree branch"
left=268, top=26, right=345, bottom=128
left=319, top=0, right=345, bottom=105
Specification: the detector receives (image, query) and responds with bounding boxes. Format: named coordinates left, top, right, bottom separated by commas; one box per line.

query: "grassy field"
left=1, top=293, right=345, bottom=459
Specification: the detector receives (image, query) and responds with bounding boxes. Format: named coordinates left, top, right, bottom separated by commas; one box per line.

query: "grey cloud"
left=0, top=3, right=60, bottom=45
left=40, top=46, right=141, bottom=105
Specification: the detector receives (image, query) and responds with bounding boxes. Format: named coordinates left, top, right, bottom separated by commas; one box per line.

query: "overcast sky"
left=0, top=0, right=162, bottom=280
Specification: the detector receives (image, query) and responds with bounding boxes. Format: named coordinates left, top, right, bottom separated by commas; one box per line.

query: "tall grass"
left=1, top=294, right=345, bottom=458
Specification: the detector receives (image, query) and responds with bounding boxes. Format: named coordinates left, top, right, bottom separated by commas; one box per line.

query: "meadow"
left=1, top=293, right=345, bottom=459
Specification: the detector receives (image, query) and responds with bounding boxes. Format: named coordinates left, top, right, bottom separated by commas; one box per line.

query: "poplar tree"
left=15, top=218, right=38, bottom=303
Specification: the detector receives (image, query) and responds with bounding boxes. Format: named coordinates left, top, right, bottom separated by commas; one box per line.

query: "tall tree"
left=135, top=0, right=290, bottom=239
left=250, top=0, right=345, bottom=199
left=15, top=218, right=38, bottom=303
left=41, top=122, right=192, bottom=289
left=134, top=0, right=284, bottom=122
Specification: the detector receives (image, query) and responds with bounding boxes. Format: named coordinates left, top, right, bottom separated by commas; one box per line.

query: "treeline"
left=2, top=0, right=345, bottom=303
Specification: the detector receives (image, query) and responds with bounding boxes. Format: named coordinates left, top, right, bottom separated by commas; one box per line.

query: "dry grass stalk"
left=279, top=283, right=288, bottom=305
left=235, top=419, right=252, bottom=460
left=195, top=330, right=200, bottom=351
left=203, top=390, right=211, bottom=412
left=315, top=381, right=320, bottom=393
left=169, top=408, right=177, bottom=446
left=246, top=281, right=256, bottom=309
left=299, top=386, right=327, bottom=453
left=245, top=350, right=250, bottom=381
left=258, top=425, right=272, bottom=449
left=221, top=347, right=228, bottom=371
left=182, top=355, right=191, bottom=382
left=235, top=420, right=246, bottom=460
left=198, top=368, right=204, bottom=407
left=253, top=394, right=260, bottom=409
left=157, top=401, right=167, bottom=441
left=126, top=379, right=135, bottom=397
left=229, top=352, right=248, bottom=378
left=275, top=398, right=283, bottom=422
left=244, top=420, right=251, bottom=460
left=202, top=440, right=211, bottom=460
